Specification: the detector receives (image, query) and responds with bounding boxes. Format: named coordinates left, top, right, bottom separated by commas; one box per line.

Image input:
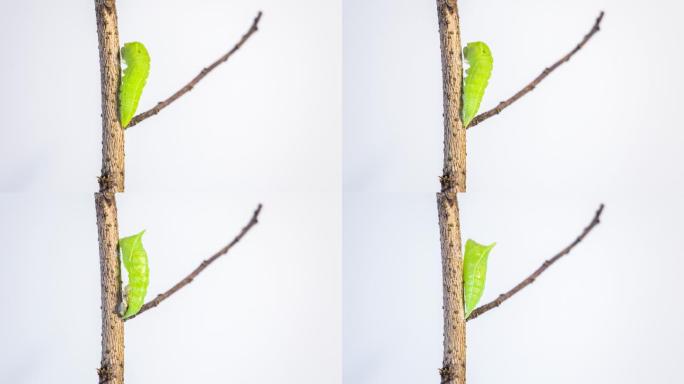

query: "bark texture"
left=437, top=192, right=466, bottom=384
left=94, top=1, right=125, bottom=383
left=95, top=192, right=125, bottom=384
left=436, top=1, right=467, bottom=383
left=437, top=0, right=466, bottom=193
left=95, top=0, right=125, bottom=193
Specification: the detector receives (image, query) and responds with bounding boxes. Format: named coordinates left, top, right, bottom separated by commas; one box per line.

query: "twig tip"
left=596, top=11, right=605, bottom=29
left=254, top=203, right=264, bottom=218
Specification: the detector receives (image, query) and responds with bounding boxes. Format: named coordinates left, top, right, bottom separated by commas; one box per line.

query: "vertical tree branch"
left=96, top=0, right=125, bottom=193
left=95, top=192, right=125, bottom=384
left=94, top=1, right=125, bottom=383
left=437, top=0, right=466, bottom=194
left=436, top=1, right=467, bottom=383
left=437, top=193, right=466, bottom=384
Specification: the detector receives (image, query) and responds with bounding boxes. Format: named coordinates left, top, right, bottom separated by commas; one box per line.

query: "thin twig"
left=126, top=204, right=263, bottom=321
left=467, top=11, right=604, bottom=129
left=467, top=203, right=605, bottom=321
left=126, top=11, right=263, bottom=128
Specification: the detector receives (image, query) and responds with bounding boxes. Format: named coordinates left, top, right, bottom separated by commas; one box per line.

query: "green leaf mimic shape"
left=463, top=239, right=495, bottom=319
left=119, top=230, right=150, bottom=318
left=462, top=41, right=493, bottom=127
left=119, top=42, right=150, bottom=128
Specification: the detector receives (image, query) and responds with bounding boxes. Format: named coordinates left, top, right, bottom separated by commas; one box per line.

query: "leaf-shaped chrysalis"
left=119, top=42, right=150, bottom=128
left=462, top=42, right=493, bottom=127
left=119, top=230, right=150, bottom=318
left=463, top=239, right=495, bottom=318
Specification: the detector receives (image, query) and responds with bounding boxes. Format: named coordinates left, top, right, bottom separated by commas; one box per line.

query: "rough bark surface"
left=94, top=1, right=125, bottom=383
left=437, top=192, right=466, bottom=384
left=436, top=1, right=467, bottom=383
left=95, top=0, right=125, bottom=193
left=95, top=192, right=124, bottom=384
left=437, top=0, right=466, bottom=193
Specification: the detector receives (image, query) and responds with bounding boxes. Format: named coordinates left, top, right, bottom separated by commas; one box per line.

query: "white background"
left=0, top=1, right=341, bottom=383
left=344, top=0, right=684, bottom=383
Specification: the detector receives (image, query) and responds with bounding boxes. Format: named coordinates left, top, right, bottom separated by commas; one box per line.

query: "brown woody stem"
left=436, top=1, right=467, bottom=383
left=94, top=1, right=125, bottom=382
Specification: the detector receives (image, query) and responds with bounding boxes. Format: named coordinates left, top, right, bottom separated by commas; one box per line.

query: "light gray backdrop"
left=0, top=1, right=341, bottom=383
left=344, top=0, right=684, bottom=383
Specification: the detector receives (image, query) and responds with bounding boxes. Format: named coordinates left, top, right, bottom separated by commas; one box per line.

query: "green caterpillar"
left=463, top=239, right=495, bottom=318
left=462, top=41, right=493, bottom=127
left=119, top=42, right=150, bottom=128
left=119, top=230, right=150, bottom=318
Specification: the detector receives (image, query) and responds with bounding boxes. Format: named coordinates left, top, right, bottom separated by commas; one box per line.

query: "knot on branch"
left=98, top=173, right=115, bottom=192
left=97, top=364, right=112, bottom=383
left=439, top=364, right=454, bottom=383
left=439, top=173, right=455, bottom=192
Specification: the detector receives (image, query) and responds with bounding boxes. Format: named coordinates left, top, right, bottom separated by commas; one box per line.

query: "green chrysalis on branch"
left=462, top=41, right=493, bottom=127
left=119, top=42, right=150, bottom=128
left=463, top=239, right=495, bottom=318
left=119, top=230, right=150, bottom=319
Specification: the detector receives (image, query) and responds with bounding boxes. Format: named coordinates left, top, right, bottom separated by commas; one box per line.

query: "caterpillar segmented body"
left=119, top=230, right=149, bottom=318
left=462, top=41, right=493, bottom=127
left=119, top=42, right=150, bottom=128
